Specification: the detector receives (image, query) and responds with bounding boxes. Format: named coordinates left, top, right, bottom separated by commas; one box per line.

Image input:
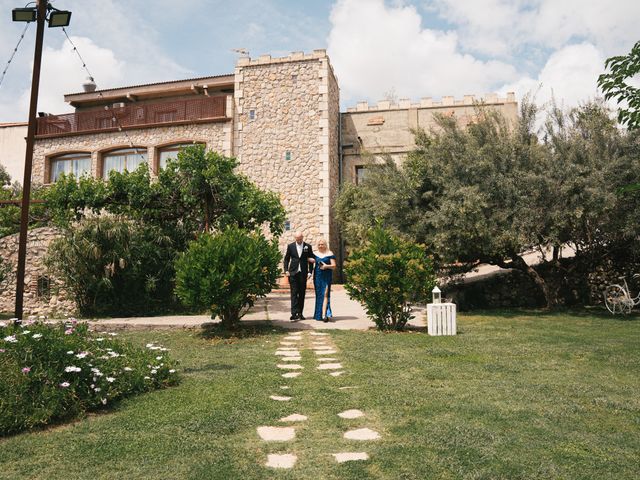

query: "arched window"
left=102, top=148, right=147, bottom=178
left=50, top=152, right=91, bottom=182
left=157, top=142, right=204, bottom=171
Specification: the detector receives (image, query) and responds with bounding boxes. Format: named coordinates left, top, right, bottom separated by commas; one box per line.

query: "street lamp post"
left=12, top=0, right=71, bottom=322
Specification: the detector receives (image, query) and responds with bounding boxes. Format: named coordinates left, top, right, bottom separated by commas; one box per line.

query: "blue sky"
left=0, top=0, right=638, bottom=122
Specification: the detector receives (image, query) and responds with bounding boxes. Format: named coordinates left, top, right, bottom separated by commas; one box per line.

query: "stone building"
left=2, top=49, right=517, bottom=315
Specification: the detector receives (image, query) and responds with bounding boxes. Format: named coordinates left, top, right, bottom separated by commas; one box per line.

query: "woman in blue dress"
left=312, top=239, right=337, bottom=322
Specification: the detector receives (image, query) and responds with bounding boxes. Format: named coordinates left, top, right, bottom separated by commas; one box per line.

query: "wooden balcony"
left=36, top=95, right=228, bottom=138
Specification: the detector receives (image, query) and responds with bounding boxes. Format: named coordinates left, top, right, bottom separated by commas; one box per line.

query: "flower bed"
left=0, top=319, right=179, bottom=436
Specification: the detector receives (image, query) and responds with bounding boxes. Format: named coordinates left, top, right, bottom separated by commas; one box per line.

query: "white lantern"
left=432, top=286, right=441, bottom=304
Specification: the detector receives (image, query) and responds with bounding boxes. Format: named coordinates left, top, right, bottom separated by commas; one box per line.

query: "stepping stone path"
left=317, top=363, right=342, bottom=370
left=280, top=413, right=308, bottom=422
left=266, top=454, right=297, bottom=469
left=260, top=331, right=380, bottom=469
left=277, top=364, right=303, bottom=370
left=338, top=409, right=364, bottom=419
left=257, top=426, right=296, bottom=441
left=270, top=395, right=291, bottom=401
left=344, top=428, right=381, bottom=440
left=332, top=452, right=370, bottom=463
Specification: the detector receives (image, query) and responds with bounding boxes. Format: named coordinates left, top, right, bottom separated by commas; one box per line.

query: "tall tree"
left=598, top=40, right=640, bottom=130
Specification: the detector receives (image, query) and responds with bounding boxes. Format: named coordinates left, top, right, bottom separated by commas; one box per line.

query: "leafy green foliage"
left=0, top=181, right=51, bottom=239
left=45, top=216, right=176, bottom=317
left=598, top=40, right=640, bottom=130
left=175, top=226, right=281, bottom=328
left=42, top=145, right=285, bottom=243
left=0, top=319, right=178, bottom=436
left=344, top=225, right=435, bottom=330
left=338, top=101, right=640, bottom=308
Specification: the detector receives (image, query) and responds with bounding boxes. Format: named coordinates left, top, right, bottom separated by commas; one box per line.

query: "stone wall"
left=327, top=58, right=341, bottom=268
left=32, top=114, right=232, bottom=184
left=234, top=50, right=339, bottom=254
left=0, top=227, right=75, bottom=316
left=341, top=93, right=518, bottom=184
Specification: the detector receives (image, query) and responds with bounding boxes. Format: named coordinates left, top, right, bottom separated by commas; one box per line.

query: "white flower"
left=59, top=382, right=70, bottom=388
left=106, top=377, right=115, bottom=383
left=94, top=387, right=101, bottom=392
left=95, top=338, right=104, bottom=342
left=123, top=367, right=133, bottom=372
left=3, top=335, right=17, bottom=343
left=75, top=352, right=89, bottom=359
left=21, top=330, right=30, bottom=334
left=67, top=350, right=74, bottom=354
left=64, top=366, right=81, bottom=373
left=108, top=333, right=118, bottom=336
left=151, top=369, right=157, bottom=374
left=101, top=398, right=107, bottom=405
left=169, top=369, right=176, bottom=373
left=32, top=333, right=42, bottom=339
left=144, top=376, right=150, bottom=380
left=155, top=356, right=163, bottom=360
left=0, top=322, right=6, bottom=328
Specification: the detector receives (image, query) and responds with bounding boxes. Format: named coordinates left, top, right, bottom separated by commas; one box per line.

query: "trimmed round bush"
left=0, top=319, right=179, bottom=436
left=344, top=226, right=436, bottom=331
left=175, top=226, right=281, bottom=328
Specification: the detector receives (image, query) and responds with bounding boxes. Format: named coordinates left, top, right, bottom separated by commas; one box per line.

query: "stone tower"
left=233, top=50, right=340, bottom=258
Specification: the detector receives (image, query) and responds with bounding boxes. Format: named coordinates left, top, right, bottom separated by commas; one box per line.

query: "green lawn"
left=1, top=312, right=639, bottom=479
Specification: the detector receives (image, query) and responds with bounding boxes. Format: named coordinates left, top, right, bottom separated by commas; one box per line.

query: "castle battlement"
left=345, top=92, right=516, bottom=113
left=236, top=49, right=328, bottom=67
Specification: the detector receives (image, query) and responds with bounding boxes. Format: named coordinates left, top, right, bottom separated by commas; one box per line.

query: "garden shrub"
left=344, top=225, right=436, bottom=330
left=46, top=216, right=177, bottom=317
left=175, top=226, right=281, bottom=328
left=0, top=318, right=178, bottom=436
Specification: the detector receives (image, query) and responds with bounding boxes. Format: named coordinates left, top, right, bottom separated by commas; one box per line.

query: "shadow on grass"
left=460, top=306, right=640, bottom=321
left=199, top=322, right=288, bottom=340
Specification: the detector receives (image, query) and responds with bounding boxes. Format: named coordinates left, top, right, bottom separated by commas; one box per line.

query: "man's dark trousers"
left=289, top=272, right=307, bottom=317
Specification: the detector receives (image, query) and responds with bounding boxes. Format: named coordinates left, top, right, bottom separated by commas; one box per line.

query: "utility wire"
left=0, top=22, right=32, bottom=90
left=60, top=27, right=147, bottom=162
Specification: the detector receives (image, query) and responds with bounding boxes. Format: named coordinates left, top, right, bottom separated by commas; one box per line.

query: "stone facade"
left=0, top=227, right=75, bottom=316
left=341, top=93, right=518, bottom=184
left=32, top=112, right=231, bottom=184
left=233, top=50, right=340, bottom=254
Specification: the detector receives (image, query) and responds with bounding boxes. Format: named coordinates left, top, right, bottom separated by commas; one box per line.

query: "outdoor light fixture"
left=47, top=7, right=70, bottom=27
left=11, top=7, right=36, bottom=22
left=11, top=3, right=71, bottom=27
left=11, top=0, right=72, bottom=322
left=432, top=286, right=442, bottom=304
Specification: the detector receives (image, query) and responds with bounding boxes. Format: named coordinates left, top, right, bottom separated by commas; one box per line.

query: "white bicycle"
left=604, top=274, right=640, bottom=314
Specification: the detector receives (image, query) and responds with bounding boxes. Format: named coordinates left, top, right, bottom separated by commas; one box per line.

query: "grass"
left=0, top=312, right=639, bottom=479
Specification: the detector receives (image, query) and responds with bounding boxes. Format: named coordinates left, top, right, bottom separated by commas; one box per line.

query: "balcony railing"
left=36, top=95, right=227, bottom=137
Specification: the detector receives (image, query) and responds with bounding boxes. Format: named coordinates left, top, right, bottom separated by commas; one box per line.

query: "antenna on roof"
left=231, top=48, right=249, bottom=57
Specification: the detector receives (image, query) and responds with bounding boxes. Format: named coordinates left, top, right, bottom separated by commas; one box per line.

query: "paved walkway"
left=88, top=286, right=427, bottom=330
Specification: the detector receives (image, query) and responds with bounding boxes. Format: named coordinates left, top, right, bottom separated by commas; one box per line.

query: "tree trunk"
left=511, top=254, right=556, bottom=309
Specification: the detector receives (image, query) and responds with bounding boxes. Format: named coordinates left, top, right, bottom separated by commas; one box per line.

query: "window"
left=102, top=148, right=147, bottom=178
left=157, top=143, right=202, bottom=170
left=50, top=152, right=91, bottom=182
left=355, top=166, right=368, bottom=185
left=249, top=109, right=256, bottom=120
left=284, top=220, right=291, bottom=231
left=285, top=151, right=292, bottom=161
left=36, top=275, right=51, bottom=300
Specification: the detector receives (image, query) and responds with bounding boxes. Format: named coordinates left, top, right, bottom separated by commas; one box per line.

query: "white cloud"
left=429, top=0, right=640, bottom=58
left=498, top=43, right=605, bottom=111
left=328, top=0, right=517, bottom=107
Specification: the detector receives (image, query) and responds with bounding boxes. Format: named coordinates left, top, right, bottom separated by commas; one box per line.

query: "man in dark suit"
left=283, top=231, right=315, bottom=321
